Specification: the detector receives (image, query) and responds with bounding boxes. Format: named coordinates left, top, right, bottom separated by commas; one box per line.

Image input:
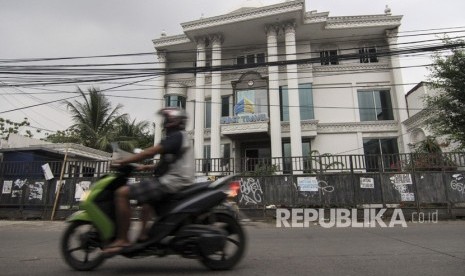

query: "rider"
left=103, top=107, right=195, bottom=256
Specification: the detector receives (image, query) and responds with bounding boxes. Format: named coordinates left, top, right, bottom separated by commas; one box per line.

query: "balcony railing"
left=1, top=152, right=464, bottom=179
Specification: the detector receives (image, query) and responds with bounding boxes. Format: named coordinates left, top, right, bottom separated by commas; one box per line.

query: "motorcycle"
left=60, top=153, right=245, bottom=271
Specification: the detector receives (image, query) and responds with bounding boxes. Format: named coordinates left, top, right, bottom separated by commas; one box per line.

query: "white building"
left=152, top=0, right=408, bottom=173
left=404, top=82, right=461, bottom=152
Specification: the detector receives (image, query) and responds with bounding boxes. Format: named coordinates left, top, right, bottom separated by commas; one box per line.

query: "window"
left=358, top=90, right=393, bottom=121
left=236, top=53, right=265, bottom=65
left=165, top=95, right=186, bottom=108
left=359, top=46, right=378, bottom=63
left=205, top=99, right=211, bottom=128
left=221, top=96, right=230, bottom=117
left=320, top=50, right=339, bottom=65
left=280, top=83, right=314, bottom=121
left=282, top=139, right=311, bottom=173
left=236, top=56, right=245, bottom=65
left=363, top=138, right=399, bottom=171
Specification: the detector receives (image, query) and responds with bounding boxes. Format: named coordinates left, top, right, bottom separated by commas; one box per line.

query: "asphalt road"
left=0, top=219, right=464, bottom=276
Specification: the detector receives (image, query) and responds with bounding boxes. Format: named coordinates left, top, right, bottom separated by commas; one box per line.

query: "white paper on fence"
left=297, top=177, right=319, bottom=192
left=55, top=180, right=65, bottom=194
left=360, top=177, right=375, bottom=189
left=41, top=163, right=54, bottom=180
left=2, top=180, right=12, bottom=194
left=390, top=174, right=413, bottom=185
left=74, top=181, right=91, bottom=199
left=401, top=192, right=415, bottom=202
left=28, top=182, right=44, bottom=200
left=195, top=176, right=209, bottom=183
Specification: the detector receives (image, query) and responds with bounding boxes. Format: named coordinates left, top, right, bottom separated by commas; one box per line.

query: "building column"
left=154, top=50, right=166, bottom=145
left=386, top=29, right=410, bottom=153
left=266, top=24, right=283, bottom=171
left=210, top=34, right=223, bottom=173
left=284, top=22, right=303, bottom=172
left=194, top=37, right=207, bottom=165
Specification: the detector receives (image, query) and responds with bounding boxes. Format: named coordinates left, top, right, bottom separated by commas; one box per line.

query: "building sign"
left=297, top=177, right=319, bottom=192
left=360, top=177, right=375, bottom=189
left=221, top=113, right=268, bottom=124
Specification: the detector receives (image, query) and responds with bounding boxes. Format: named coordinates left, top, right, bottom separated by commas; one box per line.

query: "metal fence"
left=1, top=153, right=465, bottom=219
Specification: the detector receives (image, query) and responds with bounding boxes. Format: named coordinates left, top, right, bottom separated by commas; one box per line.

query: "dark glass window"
left=363, top=138, right=399, bottom=171
left=280, top=83, right=314, bottom=121
left=165, top=95, right=186, bottom=108
left=205, top=99, right=211, bottom=128
left=320, top=50, right=339, bottom=65
left=237, top=56, right=245, bottom=65
left=246, top=54, right=255, bottom=64
left=257, top=53, right=265, bottom=64
left=221, top=96, right=230, bottom=117
left=358, top=90, right=393, bottom=121
left=359, top=47, right=378, bottom=63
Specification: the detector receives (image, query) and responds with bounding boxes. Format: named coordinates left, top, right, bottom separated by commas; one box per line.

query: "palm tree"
left=115, top=117, right=153, bottom=151
left=66, top=87, right=127, bottom=151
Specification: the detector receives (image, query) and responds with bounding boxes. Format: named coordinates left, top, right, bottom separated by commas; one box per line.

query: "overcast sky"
left=1, top=0, right=465, bottom=137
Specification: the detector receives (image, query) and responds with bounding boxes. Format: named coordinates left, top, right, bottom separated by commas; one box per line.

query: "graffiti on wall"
left=239, top=178, right=263, bottom=205
left=12, top=179, right=27, bottom=198
left=450, top=174, right=464, bottom=195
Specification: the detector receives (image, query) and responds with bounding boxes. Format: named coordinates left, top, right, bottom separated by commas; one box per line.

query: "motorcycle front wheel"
left=60, top=221, right=106, bottom=271
left=200, top=212, right=246, bottom=270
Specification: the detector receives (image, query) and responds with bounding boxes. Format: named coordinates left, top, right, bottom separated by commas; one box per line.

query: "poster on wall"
left=2, top=180, right=12, bottom=194
left=28, top=182, right=44, bottom=200
left=401, top=193, right=415, bottom=202
left=74, top=181, right=91, bottom=200
left=55, top=180, right=66, bottom=194
left=390, top=174, right=412, bottom=185
left=360, top=177, right=375, bottom=189
left=297, top=177, right=319, bottom=192
left=41, top=163, right=54, bottom=180
left=12, top=179, right=27, bottom=198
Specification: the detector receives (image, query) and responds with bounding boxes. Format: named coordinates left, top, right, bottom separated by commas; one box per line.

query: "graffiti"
left=317, top=180, right=334, bottom=194
left=239, top=178, right=263, bottom=205
left=450, top=174, right=465, bottom=195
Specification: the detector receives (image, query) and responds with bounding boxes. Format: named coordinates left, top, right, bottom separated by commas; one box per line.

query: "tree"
left=114, top=117, right=153, bottom=151
left=425, top=38, right=465, bottom=149
left=65, top=87, right=127, bottom=151
left=0, top=117, right=35, bottom=139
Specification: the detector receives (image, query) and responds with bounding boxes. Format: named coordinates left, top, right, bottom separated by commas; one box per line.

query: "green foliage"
left=244, top=163, right=278, bottom=176
left=425, top=38, right=465, bottom=149
left=0, top=117, right=34, bottom=139
left=44, top=86, right=153, bottom=152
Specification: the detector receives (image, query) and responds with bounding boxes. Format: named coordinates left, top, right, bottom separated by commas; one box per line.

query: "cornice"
left=317, top=121, right=399, bottom=134
left=153, top=34, right=191, bottom=48
left=181, top=0, right=304, bottom=32
left=313, top=63, right=389, bottom=73
left=403, top=110, right=429, bottom=130
left=325, top=15, right=402, bottom=29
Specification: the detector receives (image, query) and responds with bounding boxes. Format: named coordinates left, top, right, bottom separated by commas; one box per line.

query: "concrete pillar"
left=210, top=34, right=222, bottom=173
left=284, top=22, right=303, bottom=172
left=386, top=29, right=410, bottom=153
left=194, top=37, right=207, bottom=163
left=154, top=50, right=166, bottom=145
left=266, top=24, right=283, bottom=171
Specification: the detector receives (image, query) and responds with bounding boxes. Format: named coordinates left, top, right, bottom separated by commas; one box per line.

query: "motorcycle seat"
left=171, top=181, right=211, bottom=200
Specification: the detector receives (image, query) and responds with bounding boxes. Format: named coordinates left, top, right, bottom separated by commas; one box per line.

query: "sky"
left=1, top=0, right=465, bottom=138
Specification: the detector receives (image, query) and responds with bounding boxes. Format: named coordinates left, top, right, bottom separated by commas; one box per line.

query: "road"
left=0, top=219, right=464, bottom=276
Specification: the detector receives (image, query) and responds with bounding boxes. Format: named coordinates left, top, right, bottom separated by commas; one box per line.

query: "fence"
left=1, top=153, right=465, bottom=219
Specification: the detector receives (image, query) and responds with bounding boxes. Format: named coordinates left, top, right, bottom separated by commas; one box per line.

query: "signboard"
left=297, top=177, right=319, bottom=192
left=41, top=163, right=54, bottom=180
left=401, top=193, right=415, bottom=202
left=389, top=174, right=412, bottom=185
left=360, top=177, right=375, bottom=189
left=2, top=180, right=12, bottom=194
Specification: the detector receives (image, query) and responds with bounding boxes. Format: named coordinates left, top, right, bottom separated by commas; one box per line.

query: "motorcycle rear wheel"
left=200, top=212, right=246, bottom=270
left=60, top=221, right=106, bottom=271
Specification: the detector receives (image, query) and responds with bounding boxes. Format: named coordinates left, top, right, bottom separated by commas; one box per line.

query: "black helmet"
left=158, top=107, right=187, bottom=130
